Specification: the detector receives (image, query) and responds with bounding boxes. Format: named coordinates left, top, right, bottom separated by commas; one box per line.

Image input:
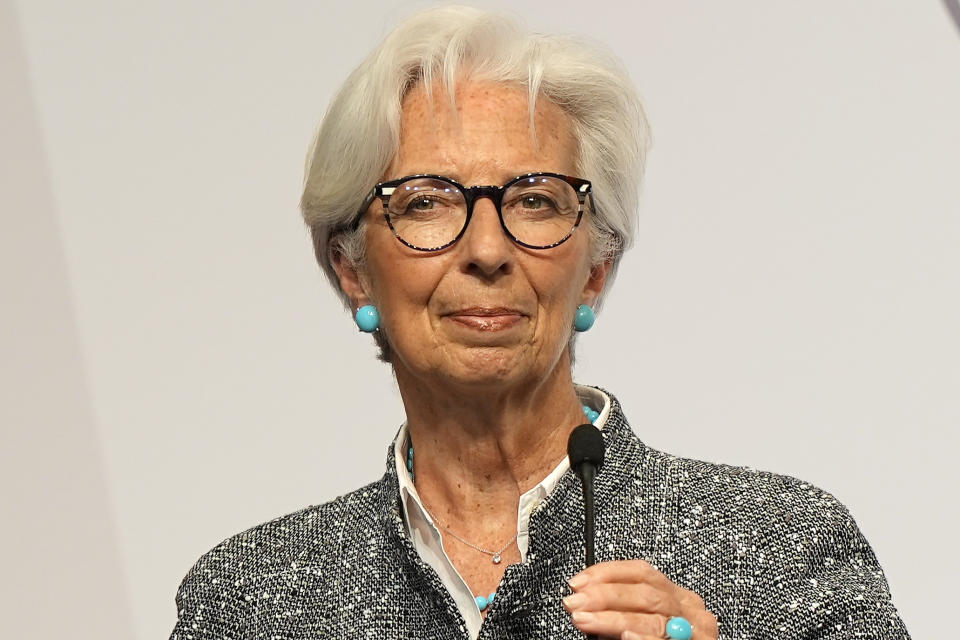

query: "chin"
left=441, top=344, right=561, bottom=389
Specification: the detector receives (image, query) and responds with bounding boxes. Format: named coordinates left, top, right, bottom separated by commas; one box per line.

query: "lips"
left=443, top=307, right=527, bottom=332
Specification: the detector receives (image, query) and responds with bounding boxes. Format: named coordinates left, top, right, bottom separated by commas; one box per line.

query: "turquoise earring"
left=574, top=304, right=595, bottom=332
left=355, top=305, right=380, bottom=332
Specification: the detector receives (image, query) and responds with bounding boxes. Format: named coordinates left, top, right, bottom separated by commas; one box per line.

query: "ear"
left=582, top=259, right=613, bottom=305
left=331, top=246, right=371, bottom=309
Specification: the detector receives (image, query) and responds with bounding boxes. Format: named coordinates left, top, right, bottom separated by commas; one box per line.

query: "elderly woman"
left=170, top=7, right=909, bottom=640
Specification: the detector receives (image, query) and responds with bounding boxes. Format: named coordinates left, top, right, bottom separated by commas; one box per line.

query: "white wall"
left=4, top=1, right=957, bottom=638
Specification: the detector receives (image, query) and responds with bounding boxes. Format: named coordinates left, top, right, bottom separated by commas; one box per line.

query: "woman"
left=170, top=7, right=909, bottom=640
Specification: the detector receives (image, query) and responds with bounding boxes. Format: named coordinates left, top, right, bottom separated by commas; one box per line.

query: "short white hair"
left=300, top=5, right=651, bottom=309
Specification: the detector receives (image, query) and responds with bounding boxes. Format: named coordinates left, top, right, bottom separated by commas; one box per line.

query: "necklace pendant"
left=492, top=553, right=502, bottom=564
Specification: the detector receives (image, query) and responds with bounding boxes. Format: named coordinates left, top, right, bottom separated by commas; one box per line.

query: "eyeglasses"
left=358, top=172, right=592, bottom=252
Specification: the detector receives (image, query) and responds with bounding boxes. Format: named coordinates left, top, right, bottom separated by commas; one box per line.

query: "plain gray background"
left=3, top=1, right=957, bottom=638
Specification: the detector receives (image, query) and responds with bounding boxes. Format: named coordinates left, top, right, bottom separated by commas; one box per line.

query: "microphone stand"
left=578, top=460, right=598, bottom=640
left=579, top=460, right=597, bottom=568
left=568, top=424, right=605, bottom=640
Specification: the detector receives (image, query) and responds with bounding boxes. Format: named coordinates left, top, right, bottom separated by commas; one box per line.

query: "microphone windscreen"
left=567, top=423, right=606, bottom=469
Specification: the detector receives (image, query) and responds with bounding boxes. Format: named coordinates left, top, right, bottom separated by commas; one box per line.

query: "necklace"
left=436, top=522, right=519, bottom=565
left=405, top=404, right=599, bottom=610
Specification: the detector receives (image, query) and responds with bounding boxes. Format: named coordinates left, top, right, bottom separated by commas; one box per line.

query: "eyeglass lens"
left=383, top=176, right=581, bottom=250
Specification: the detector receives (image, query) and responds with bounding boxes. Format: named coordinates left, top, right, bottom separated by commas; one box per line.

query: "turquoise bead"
left=406, top=458, right=413, bottom=471
left=355, top=305, right=380, bottom=333
left=474, top=591, right=496, bottom=611
left=573, top=304, right=595, bottom=332
left=665, top=616, right=693, bottom=640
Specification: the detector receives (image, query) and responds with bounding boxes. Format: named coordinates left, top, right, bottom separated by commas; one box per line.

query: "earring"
left=574, top=304, right=595, bottom=332
left=355, top=305, right=380, bottom=333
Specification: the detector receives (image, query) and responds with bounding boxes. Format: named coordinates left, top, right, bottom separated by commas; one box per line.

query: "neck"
left=395, top=357, right=585, bottom=526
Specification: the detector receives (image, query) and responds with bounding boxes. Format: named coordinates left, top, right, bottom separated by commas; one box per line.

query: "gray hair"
left=300, top=5, right=650, bottom=312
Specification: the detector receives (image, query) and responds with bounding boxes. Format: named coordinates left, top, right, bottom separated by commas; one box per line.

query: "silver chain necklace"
left=435, top=521, right=519, bottom=564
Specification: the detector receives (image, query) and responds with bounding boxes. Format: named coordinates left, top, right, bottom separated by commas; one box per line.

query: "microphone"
left=567, top=424, right=606, bottom=568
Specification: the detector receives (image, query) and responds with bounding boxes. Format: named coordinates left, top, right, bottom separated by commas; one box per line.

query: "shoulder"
left=638, top=445, right=859, bottom=538
left=633, top=449, right=893, bottom=593
left=175, top=478, right=386, bottom=601
left=170, top=479, right=389, bottom=637
left=601, top=392, right=862, bottom=541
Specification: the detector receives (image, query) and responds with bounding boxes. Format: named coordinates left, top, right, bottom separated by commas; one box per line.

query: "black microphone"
left=567, top=424, right=606, bottom=568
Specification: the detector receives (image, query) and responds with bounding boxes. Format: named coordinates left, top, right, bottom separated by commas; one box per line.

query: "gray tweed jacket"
left=170, top=391, right=910, bottom=639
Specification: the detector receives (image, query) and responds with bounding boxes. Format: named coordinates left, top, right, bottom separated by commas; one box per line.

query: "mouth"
left=443, top=307, right=527, bottom=332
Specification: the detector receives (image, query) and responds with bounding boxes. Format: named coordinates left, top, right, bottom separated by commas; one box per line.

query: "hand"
left=562, top=560, right=719, bottom=640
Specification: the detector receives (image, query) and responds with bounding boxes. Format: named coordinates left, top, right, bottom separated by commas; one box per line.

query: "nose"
left=459, top=196, right=513, bottom=277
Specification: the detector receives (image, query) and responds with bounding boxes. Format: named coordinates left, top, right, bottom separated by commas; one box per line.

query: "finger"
left=569, top=559, right=672, bottom=591
left=689, top=609, right=719, bottom=639
left=563, top=582, right=677, bottom=614
left=570, top=609, right=668, bottom=639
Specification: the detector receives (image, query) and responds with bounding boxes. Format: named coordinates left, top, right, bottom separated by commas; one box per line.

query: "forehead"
left=389, top=79, right=578, bottom=182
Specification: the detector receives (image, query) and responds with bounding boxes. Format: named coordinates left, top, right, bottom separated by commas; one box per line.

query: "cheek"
left=545, top=252, right=592, bottom=305
left=534, top=264, right=589, bottom=334
left=366, top=252, right=444, bottom=318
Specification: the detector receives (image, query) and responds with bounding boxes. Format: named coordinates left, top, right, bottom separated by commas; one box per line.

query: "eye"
left=410, top=197, right=435, bottom=211
left=509, top=191, right=560, bottom=214
left=391, top=192, right=459, bottom=218
left=521, top=195, right=549, bottom=209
